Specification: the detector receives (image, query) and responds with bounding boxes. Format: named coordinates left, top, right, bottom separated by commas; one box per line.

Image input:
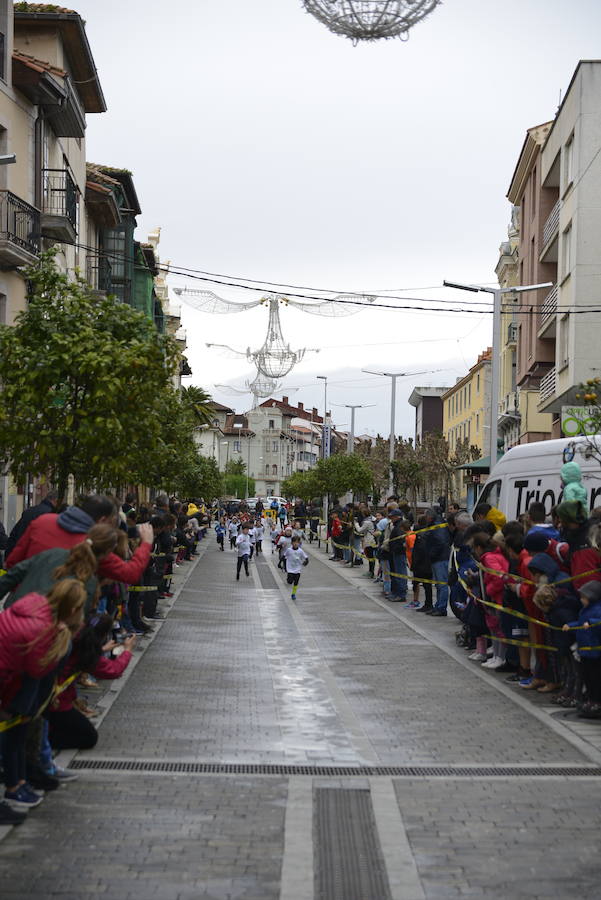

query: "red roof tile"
left=13, top=49, right=66, bottom=77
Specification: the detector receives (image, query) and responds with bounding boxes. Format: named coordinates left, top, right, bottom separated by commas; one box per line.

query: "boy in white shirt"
left=254, top=519, right=264, bottom=555
left=283, top=537, right=309, bottom=599
left=235, top=524, right=252, bottom=580
left=277, top=528, right=293, bottom=569
left=228, top=518, right=239, bottom=549
left=248, top=524, right=256, bottom=559
left=291, top=520, right=304, bottom=544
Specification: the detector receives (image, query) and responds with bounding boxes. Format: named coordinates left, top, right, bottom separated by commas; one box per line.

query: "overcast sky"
left=78, top=0, right=601, bottom=437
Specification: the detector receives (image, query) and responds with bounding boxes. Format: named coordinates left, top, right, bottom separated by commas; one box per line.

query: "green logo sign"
left=561, top=406, right=597, bottom=437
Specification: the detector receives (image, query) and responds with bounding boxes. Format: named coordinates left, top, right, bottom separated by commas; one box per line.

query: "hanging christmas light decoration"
left=302, top=0, right=442, bottom=43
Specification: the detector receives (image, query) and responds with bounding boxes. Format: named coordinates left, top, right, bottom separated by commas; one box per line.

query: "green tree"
left=181, top=385, right=215, bottom=428
left=224, top=473, right=255, bottom=498
left=0, top=252, right=180, bottom=501
left=281, top=468, right=321, bottom=502
left=224, top=458, right=246, bottom=476
left=311, top=453, right=372, bottom=500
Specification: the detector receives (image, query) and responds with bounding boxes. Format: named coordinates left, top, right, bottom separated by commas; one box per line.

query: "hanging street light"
left=302, top=0, right=442, bottom=43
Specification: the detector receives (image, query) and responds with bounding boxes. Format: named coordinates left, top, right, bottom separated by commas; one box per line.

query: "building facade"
left=408, top=386, right=451, bottom=443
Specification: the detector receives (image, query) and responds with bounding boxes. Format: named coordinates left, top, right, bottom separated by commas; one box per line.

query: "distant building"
left=408, top=386, right=451, bottom=443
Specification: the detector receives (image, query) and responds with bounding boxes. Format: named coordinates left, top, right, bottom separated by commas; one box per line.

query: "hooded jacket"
left=52, top=648, right=132, bottom=713
left=0, top=592, right=60, bottom=707
left=0, top=547, right=97, bottom=612
left=561, top=461, right=588, bottom=506
left=5, top=511, right=152, bottom=586
left=423, top=518, right=450, bottom=563
left=5, top=496, right=56, bottom=556
left=485, top=507, right=507, bottom=532
left=566, top=599, right=601, bottom=659
left=481, top=548, right=509, bottom=605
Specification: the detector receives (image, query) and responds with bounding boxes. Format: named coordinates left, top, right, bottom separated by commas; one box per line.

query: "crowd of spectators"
left=325, top=480, right=601, bottom=722
left=0, top=490, right=209, bottom=826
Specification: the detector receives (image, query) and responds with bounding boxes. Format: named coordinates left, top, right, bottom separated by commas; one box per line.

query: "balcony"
left=506, top=322, right=518, bottom=345
left=0, top=190, right=40, bottom=266
left=540, top=198, right=560, bottom=263
left=41, top=168, right=77, bottom=243
left=541, top=285, right=558, bottom=322
left=539, top=367, right=556, bottom=404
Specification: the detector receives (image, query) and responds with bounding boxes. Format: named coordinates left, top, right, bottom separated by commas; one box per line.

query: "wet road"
left=1, top=538, right=601, bottom=899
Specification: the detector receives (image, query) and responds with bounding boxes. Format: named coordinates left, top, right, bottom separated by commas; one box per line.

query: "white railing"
left=542, top=199, right=560, bottom=247
left=539, top=367, right=557, bottom=403
left=541, top=285, right=558, bottom=322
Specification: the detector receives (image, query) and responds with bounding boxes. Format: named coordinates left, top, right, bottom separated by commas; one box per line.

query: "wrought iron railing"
left=86, top=255, right=112, bottom=293
left=542, top=198, right=560, bottom=247
left=0, top=189, right=40, bottom=254
left=507, top=322, right=518, bottom=343
left=539, top=367, right=557, bottom=403
left=42, top=167, right=77, bottom=229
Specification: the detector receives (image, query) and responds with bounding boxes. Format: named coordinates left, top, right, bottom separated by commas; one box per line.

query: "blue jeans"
left=431, top=560, right=449, bottom=611
left=391, top=553, right=408, bottom=598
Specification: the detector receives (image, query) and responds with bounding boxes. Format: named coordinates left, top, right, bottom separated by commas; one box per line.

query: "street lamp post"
left=335, top=403, right=377, bottom=455
left=362, top=369, right=438, bottom=497
left=317, top=375, right=329, bottom=545
left=220, top=441, right=229, bottom=472
left=443, top=279, right=553, bottom=464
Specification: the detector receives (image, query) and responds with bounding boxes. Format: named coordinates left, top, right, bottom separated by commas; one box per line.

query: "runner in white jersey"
left=277, top=528, right=293, bottom=569
left=235, top=524, right=252, bottom=580
left=254, top=519, right=264, bottom=555
left=283, top=537, right=309, bottom=599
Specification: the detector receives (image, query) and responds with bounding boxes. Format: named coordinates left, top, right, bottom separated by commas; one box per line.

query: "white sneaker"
left=486, top=647, right=494, bottom=658
left=481, top=656, right=502, bottom=669
left=468, top=651, right=487, bottom=662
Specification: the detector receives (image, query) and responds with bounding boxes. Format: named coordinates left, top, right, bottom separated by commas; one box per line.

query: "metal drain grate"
left=69, top=759, right=601, bottom=777
left=315, top=788, right=391, bottom=900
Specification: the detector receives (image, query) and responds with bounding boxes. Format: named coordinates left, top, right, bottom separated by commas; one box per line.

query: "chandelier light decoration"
left=175, top=288, right=374, bottom=388
left=302, top=0, right=442, bottom=43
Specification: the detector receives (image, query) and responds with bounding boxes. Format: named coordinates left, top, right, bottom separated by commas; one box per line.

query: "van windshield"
left=477, top=479, right=501, bottom=509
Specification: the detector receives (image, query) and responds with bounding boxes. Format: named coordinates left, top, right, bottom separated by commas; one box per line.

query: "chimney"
left=298, top=401, right=303, bottom=411
left=282, top=396, right=288, bottom=404
left=312, top=407, right=318, bottom=418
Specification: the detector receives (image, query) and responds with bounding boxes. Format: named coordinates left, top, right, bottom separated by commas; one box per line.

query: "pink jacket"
left=53, top=650, right=132, bottom=712
left=481, top=550, right=509, bottom=606
left=0, top=592, right=60, bottom=707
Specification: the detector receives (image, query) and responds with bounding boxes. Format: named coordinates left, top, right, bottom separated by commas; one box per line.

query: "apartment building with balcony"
left=534, top=61, right=601, bottom=431
left=506, top=120, right=558, bottom=443
left=495, top=204, right=552, bottom=449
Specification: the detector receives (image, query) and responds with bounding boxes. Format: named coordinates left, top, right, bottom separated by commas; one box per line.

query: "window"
left=477, top=373, right=480, bottom=392
left=233, top=441, right=241, bottom=452
left=468, top=383, right=471, bottom=407
left=265, top=463, right=270, bottom=475
left=476, top=413, right=479, bottom=432
left=269, top=419, right=274, bottom=429
left=0, top=1, right=7, bottom=82
left=559, top=314, right=569, bottom=368
left=0, top=292, right=5, bottom=325
left=564, top=134, right=574, bottom=189
left=272, top=441, right=278, bottom=452
left=562, top=223, right=572, bottom=279
left=272, top=464, right=277, bottom=475
left=531, top=167, right=537, bottom=218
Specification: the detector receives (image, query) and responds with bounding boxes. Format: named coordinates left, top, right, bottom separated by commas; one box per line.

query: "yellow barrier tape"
left=0, top=671, right=81, bottom=733
left=476, top=560, right=601, bottom=589
left=483, top=633, right=559, bottom=653
left=328, top=538, right=448, bottom=585
left=129, top=585, right=160, bottom=593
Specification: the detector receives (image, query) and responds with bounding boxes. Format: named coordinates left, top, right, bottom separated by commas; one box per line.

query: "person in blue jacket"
left=563, top=581, right=601, bottom=718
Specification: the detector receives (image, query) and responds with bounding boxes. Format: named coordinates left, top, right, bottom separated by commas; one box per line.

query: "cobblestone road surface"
left=1, top=537, right=601, bottom=899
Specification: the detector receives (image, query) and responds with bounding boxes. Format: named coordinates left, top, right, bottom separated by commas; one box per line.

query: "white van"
left=477, top=436, right=601, bottom=520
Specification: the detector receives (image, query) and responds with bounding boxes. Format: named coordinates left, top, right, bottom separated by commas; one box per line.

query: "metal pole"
left=389, top=374, right=397, bottom=497
left=489, top=288, right=501, bottom=466
left=348, top=406, right=355, bottom=455
left=246, top=434, right=250, bottom=499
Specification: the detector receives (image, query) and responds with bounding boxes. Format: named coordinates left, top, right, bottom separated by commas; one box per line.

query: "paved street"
left=2, top=539, right=601, bottom=899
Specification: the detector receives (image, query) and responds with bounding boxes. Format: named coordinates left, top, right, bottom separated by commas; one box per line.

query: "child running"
left=235, top=523, right=252, bottom=580
left=228, top=517, right=238, bottom=549
left=254, top=519, right=264, bottom=555
left=215, top=518, right=226, bottom=551
left=283, top=536, right=308, bottom=599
